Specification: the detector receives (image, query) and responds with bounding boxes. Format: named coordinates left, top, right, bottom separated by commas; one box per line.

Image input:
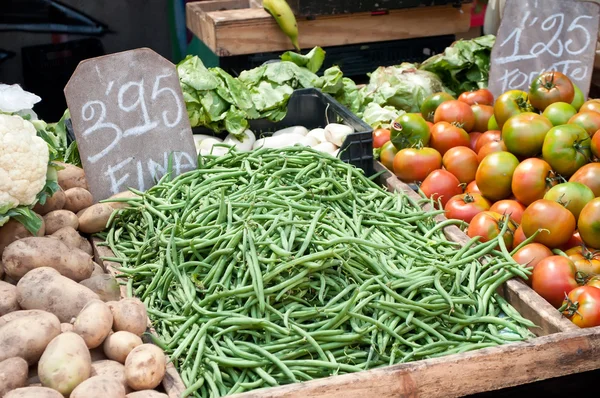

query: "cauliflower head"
left=0, top=114, right=49, bottom=210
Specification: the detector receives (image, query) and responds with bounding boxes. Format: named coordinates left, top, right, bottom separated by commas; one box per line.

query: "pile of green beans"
left=100, top=147, right=535, bottom=398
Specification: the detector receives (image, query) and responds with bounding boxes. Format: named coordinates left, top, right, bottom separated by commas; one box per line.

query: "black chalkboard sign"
left=488, top=0, right=600, bottom=99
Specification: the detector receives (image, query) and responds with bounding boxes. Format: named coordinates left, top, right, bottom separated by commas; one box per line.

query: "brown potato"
left=124, top=344, right=166, bottom=391
left=103, top=331, right=143, bottom=364
left=106, top=191, right=140, bottom=210
left=111, top=298, right=148, bottom=336
left=91, top=360, right=132, bottom=393
left=0, top=280, right=19, bottom=316
left=64, top=188, right=94, bottom=213
left=0, top=357, right=28, bottom=396
left=61, top=323, right=74, bottom=333
left=3, top=237, right=93, bottom=281
left=33, top=189, right=66, bottom=216
left=78, top=203, right=114, bottom=234
left=43, top=209, right=79, bottom=234
left=38, top=332, right=91, bottom=396
left=56, top=162, right=88, bottom=190
left=4, top=386, right=63, bottom=398
left=16, top=267, right=99, bottom=322
left=80, top=274, right=121, bottom=302
left=0, top=309, right=48, bottom=328
left=126, top=391, right=168, bottom=398
left=49, top=226, right=92, bottom=255
left=73, top=300, right=113, bottom=349
left=0, top=311, right=61, bottom=364
left=0, top=217, right=45, bottom=256
left=71, top=376, right=126, bottom=398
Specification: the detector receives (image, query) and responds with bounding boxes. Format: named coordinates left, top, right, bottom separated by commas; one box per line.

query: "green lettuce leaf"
left=362, top=103, right=405, bottom=129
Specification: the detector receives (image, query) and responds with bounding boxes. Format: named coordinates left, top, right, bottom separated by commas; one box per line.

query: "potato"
left=57, top=162, right=88, bottom=190
left=71, top=376, right=126, bottom=398
left=3, top=237, right=93, bottom=281
left=0, top=280, right=19, bottom=316
left=0, top=357, right=28, bottom=396
left=111, top=298, right=148, bottom=336
left=80, top=274, right=121, bottom=302
left=33, top=189, right=66, bottom=216
left=4, top=387, right=63, bottom=398
left=73, top=299, right=113, bottom=349
left=0, top=311, right=61, bottom=364
left=49, top=226, right=92, bottom=254
left=64, top=187, right=94, bottom=213
left=124, top=344, right=166, bottom=391
left=38, top=332, right=91, bottom=395
left=126, top=391, right=168, bottom=398
left=107, top=191, right=140, bottom=210
left=0, top=216, right=45, bottom=256
left=103, top=331, right=143, bottom=364
left=43, top=209, right=79, bottom=234
left=92, top=261, right=106, bottom=276
left=78, top=203, right=114, bottom=234
left=91, top=360, right=132, bottom=393
left=61, top=323, right=74, bottom=333
left=0, top=309, right=48, bottom=328
left=17, top=267, right=99, bottom=322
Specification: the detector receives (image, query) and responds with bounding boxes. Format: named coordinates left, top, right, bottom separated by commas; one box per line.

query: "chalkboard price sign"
left=488, top=0, right=600, bottom=99
left=64, top=48, right=197, bottom=202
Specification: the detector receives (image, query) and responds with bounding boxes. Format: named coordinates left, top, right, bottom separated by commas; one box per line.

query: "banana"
left=263, top=0, right=300, bottom=51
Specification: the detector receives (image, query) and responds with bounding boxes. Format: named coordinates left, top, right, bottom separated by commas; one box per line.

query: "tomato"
left=511, top=158, right=557, bottom=206
left=494, top=90, right=534, bottom=129
left=593, top=129, right=600, bottom=159
left=392, top=147, right=442, bottom=183
left=476, top=140, right=507, bottom=163
left=444, top=192, right=491, bottom=223
left=543, top=182, right=595, bottom=220
left=559, top=230, right=585, bottom=252
left=420, top=169, right=463, bottom=208
left=390, top=113, right=431, bottom=150
left=471, top=104, right=494, bottom=134
left=566, top=246, right=600, bottom=276
left=513, top=225, right=527, bottom=250
left=542, top=124, right=591, bottom=178
left=469, top=132, right=482, bottom=152
left=442, top=146, right=478, bottom=184
left=587, top=275, right=600, bottom=290
left=467, top=211, right=517, bottom=249
left=562, top=286, right=600, bottom=327
left=571, top=84, right=585, bottom=111
left=501, top=112, right=553, bottom=157
left=488, top=115, right=499, bottom=131
left=465, top=180, right=481, bottom=195
left=531, top=255, right=579, bottom=308
left=521, top=199, right=576, bottom=248
left=529, top=72, right=575, bottom=111
left=458, top=89, right=494, bottom=106
left=489, top=200, right=526, bottom=224
left=578, top=198, right=600, bottom=249
left=420, top=92, right=455, bottom=122
left=474, top=130, right=502, bottom=153
left=475, top=151, right=519, bottom=201
left=512, top=243, right=553, bottom=285
left=379, top=141, right=398, bottom=171
left=434, top=100, right=475, bottom=132
left=569, top=163, right=600, bottom=197
left=429, top=122, right=470, bottom=156
left=542, top=102, right=578, bottom=126
left=567, top=111, right=600, bottom=138
left=372, top=128, right=391, bottom=149
left=580, top=99, right=600, bottom=114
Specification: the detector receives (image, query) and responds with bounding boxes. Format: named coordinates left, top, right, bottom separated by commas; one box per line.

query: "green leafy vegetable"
left=362, top=103, right=405, bottom=130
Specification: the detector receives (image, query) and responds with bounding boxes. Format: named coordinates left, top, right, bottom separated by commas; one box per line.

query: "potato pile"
left=0, top=164, right=170, bottom=398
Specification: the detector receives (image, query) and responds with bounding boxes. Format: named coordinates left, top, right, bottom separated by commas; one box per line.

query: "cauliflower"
left=0, top=114, right=49, bottom=211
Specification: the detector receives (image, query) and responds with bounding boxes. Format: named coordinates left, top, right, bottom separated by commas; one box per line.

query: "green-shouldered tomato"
left=542, top=124, right=591, bottom=178
left=502, top=112, right=553, bottom=157
left=529, top=71, right=575, bottom=111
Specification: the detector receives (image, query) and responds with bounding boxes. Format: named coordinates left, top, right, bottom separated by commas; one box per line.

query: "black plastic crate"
left=285, top=0, right=470, bottom=16
left=193, top=88, right=375, bottom=175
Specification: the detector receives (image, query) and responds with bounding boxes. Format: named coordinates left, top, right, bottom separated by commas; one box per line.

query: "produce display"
left=377, top=71, right=600, bottom=328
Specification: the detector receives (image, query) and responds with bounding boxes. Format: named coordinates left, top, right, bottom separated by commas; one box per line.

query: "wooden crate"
left=186, top=0, right=471, bottom=56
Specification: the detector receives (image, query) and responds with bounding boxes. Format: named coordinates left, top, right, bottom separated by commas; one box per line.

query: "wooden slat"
left=186, top=2, right=471, bottom=56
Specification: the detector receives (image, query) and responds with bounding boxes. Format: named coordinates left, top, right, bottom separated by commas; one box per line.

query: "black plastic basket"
left=193, top=88, right=375, bottom=176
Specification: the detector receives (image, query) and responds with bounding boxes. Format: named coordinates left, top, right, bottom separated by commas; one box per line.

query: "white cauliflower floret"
left=0, top=114, right=49, bottom=209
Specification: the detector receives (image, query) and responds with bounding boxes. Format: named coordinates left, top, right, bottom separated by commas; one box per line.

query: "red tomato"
left=529, top=72, right=575, bottom=111
left=444, top=192, right=491, bottom=223
left=513, top=225, right=527, bottom=250
left=562, top=286, right=600, bottom=327
left=442, top=146, right=478, bottom=184
left=532, top=255, right=579, bottom=308
left=467, top=211, right=517, bottom=249
left=592, top=129, right=600, bottom=159
left=469, top=132, right=482, bottom=151
left=379, top=141, right=398, bottom=171
left=542, top=124, right=591, bottom=178
left=429, top=122, right=470, bottom=156
left=465, top=181, right=481, bottom=195
left=559, top=230, right=585, bottom=252
left=476, top=151, right=520, bottom=202
left=474, top=130, right=502, bottom=153
left=494, top=90, right=534, bottom=129
left=477, top=140, right=508, bottom=163
left=512, top=158, right=558, bottom=206
left=512, top=243, right=554, bottom=285
left=373, top=128, right=391, bottom=149
left=566, top=245, right=600, bottom=276
left=578, top=198, right=600, bottom=249
left=458, top=89, right=494, bottom=106
left=580, top=99, right=600, bottom=114
left=521, top=199, right=576, bottom=248
left=421, top=92, right=455, bottom=122
left=434, top=100, right=475, bottom=132
left=489, top=200, right=526, bottom=224
left=471, top=104, right=494, bottom=133
left=392, top=147, right=442, bottom=183
left=420, top=169, right=463, bottom=208
left=568, top=111, right=600, bottom=138
left=570, top=163, right=600, bottom=197
left=543, top=182, right=595, bottom=220
left=502, top=112, right=553, bottom=157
